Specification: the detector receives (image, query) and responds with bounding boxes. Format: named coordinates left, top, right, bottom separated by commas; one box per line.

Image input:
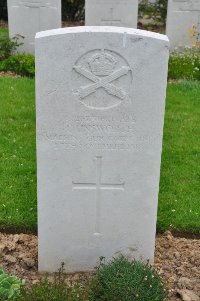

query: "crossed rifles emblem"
left=73, top=52, right=131, bottom=100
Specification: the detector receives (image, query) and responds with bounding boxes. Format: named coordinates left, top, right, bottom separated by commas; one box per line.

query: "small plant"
left=88, top=256, right=166, bottom=301
left=0, top=33, right=24, bottom=61
left=168, top=48, right=200, bottom=80
left=0, top=267, right=24, bottom=300
left=17, top=263, right=86, bottom=301
left=0, top=53, right=35, bottom=77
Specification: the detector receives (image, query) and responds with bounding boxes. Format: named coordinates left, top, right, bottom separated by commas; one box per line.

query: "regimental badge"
left=72, top=49, right=132, bottom=110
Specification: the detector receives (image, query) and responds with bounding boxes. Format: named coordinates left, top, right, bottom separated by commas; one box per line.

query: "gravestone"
left=85, top=0, right=138, bottom=28
left=166, top=0, right=200, bottom=49
left=36, top=26, right=169, bottom=273
left=7, top=0, right=61, bottom=54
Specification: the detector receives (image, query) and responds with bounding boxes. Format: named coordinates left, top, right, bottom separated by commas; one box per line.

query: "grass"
left=168, top=50, right=200, bottom=81
left=0, top=77, right=36, bottom=232
left=158, top=81, right=200, bottom=234
left=0, top=27, right=8, bottom=35
left=0, top=77, right=200, bottom=234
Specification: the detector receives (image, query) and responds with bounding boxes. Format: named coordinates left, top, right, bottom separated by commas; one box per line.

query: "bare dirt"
left=0, top=231, right=199, bottom=301
left=0, top=71, right=21, bottom=78
left=155, top=231, right=200, bottom=301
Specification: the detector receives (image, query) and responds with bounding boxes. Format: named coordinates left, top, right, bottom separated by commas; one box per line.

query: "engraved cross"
left=101, top=8, right=121, bottom=26
left=72, top=156, right=125, bottom=235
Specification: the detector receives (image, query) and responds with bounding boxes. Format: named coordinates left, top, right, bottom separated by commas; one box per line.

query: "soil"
left=154, top=231, right=200, bottom=301
left=0, top=20, right=7, bottom=28
left=0, top=71, right=21, bottom=78
left=0, top=231, right=199, bottom=301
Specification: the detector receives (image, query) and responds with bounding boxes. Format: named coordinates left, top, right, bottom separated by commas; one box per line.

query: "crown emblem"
left=88, top=50, right=117, bottom=77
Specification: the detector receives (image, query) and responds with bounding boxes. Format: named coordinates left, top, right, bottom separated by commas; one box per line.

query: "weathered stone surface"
left=166, top=0, right=200, bottom=49
left=85, top=0, right=138, bottom=28
left=7, top=0, right=61, bottom=54
left=36, top=26, right=169, bottom=272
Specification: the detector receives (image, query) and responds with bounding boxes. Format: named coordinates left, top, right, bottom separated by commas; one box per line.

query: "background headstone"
left=85, top=0, right=139, bottom=28
left=166, top=0, right=200, bottom=50
left=36, top=26, right=169, bottom=273
left=7, top=0, right=61, bottom=54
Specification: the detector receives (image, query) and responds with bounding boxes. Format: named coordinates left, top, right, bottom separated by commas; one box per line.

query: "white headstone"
left=7, top=0, right=61, bottom=54
left=85, top=0, right=138, bottom=28
left=166, top=0, right=200, bottom=50
left=36, top=26, right=169, bottom=273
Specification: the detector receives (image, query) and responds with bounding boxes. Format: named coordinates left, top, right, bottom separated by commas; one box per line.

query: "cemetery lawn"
left=0, top=77, right=200, bottom=234
left=0, top=77, right=37, bottom=232
left=158, top=81, right=200, bottom=235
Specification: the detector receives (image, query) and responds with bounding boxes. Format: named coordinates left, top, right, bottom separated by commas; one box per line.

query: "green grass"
left=168, top=50, right=200, bottom=81
left=158, top=81, right=200, bottom=234
left=0, top=77, right=36, bottom=232
left=0, top=77, right=200, bottom=234
left=0, top=27, right=8, bottom=36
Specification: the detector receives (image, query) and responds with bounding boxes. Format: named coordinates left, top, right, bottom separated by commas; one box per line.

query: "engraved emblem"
left=72, top=49, right=132, bottom=110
